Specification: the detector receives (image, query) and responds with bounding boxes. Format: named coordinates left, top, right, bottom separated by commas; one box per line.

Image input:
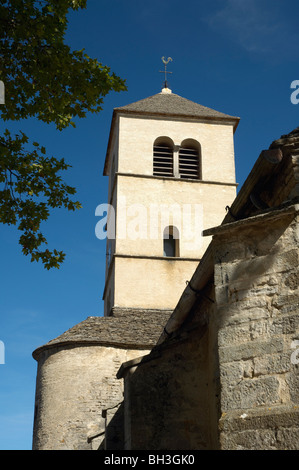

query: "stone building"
left=32, top=309, right=171, bottom=449
left=118, top=128, right=299, bottom=450
left=32, top=86, right=299, bottom=450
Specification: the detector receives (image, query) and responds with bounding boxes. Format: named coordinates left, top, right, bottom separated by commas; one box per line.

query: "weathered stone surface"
left=33, top=344, right=150, bottom=450
left=219, top=405, right=299, bottom=450
left=33, top=125, right=299, bottom=451
left=219, top=338, right=285, bottom=363
left=120, top=314, right=217, bottom=450
left=218, top=315, right=299, bottom=347
left=213, top=207, right=299, bottom=449
left=286, top=369, right=299, bottom=403
left=117, top=205, right=299, bottom=450
left=32, top=309, right=172, bottom=450
left=221, top=376, right=281, bottom=410
left=253, top=353, right=293, bottom=376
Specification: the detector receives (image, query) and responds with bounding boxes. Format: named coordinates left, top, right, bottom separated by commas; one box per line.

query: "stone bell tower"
left=32, top=84, right=239, bottom=451
left=102, top=85, right=239, bottom=317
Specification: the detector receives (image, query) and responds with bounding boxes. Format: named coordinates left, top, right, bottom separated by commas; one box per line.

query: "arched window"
left=163, top=226, right=179, bottom=257
left=153, top=137, right=174, bottom=177
left=179, top=139, right=201, bottom=180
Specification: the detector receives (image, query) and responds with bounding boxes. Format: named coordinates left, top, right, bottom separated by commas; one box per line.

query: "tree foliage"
left=0, top=0, right=126, bottom=268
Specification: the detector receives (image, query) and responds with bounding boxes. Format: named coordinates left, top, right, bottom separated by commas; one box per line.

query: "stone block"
left=284, top=271, right=299, bottom=290
left=220, top=361, right=245, bottom=385
left=219, top=315, right=298, bottom=348
left=217, top=304, right=271, bottom=327
left=272, top=248, right=299, bottom=273
left=252, top=353, right=292, bottom=377
left=219, top=405, right=299, bottom=450
left=276, top=427, right=299, bottom=449
left=221, top=376, right=281, bottom=411
left=272, top=292, right=299, bottom=312
left=218, top=323, right=251, bottom=347
left=219, top=338, right=284, bottom=364
left=221, top=428, right=277, bottom=450
left=286, top=369, right=299, bottom=403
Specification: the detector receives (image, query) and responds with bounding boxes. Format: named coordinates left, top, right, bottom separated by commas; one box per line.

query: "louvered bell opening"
left=153, top=145, right=173, bottom=177
left=179, top=148, right=199, bottom=179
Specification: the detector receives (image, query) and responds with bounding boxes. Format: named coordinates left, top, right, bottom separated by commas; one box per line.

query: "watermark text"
left=290, top=80, right=299, bottom=105
left=0, top=340, right=5, bottom=365
left=95, top=197, right=204, bottom=252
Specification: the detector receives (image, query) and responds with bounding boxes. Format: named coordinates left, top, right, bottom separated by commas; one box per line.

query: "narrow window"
left=163, top=226, right=179, bottom=257
left=179, top=139, right=201, bottom=180
left=153, top=138, right=174, bottom=177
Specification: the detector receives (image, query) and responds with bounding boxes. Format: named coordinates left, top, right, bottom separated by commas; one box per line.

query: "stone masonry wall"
left=121, top=292, right=218, bottom=450
left=33, top=344, right=149, bottom=450
left=213, top=209, right=299, bottom=449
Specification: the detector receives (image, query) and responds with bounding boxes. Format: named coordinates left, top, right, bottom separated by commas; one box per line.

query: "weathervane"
left=160, top=56, right=173, bottom=89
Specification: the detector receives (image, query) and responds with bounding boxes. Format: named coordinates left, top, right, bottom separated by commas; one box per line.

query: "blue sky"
left=1, top=0, right=299, bottom=450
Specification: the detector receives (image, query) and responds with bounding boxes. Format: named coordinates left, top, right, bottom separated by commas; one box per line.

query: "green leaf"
left=0, top=0, right=126, bottom=269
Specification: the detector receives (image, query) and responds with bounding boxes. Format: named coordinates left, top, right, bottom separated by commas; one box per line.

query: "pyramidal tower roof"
left=104, top=87, right=240, bottom=175
left=115, top=87, right=239, bottom=123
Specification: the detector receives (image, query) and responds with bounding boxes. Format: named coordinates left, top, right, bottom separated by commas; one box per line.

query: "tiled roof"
left=32, top=309, right=172, bottom=359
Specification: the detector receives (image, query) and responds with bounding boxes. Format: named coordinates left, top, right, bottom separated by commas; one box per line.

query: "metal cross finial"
left=160, top=57, right=173, bottom=89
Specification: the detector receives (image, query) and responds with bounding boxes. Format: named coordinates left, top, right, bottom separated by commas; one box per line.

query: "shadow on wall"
left=95, top=402, right=125, bottom=450
left=112, top=310, right=219, bottom=451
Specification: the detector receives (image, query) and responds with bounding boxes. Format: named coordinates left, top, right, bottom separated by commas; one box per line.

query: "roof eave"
left=32, top=338, right=153, bottom=361
left=114, top=107, right=240, bottom=126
